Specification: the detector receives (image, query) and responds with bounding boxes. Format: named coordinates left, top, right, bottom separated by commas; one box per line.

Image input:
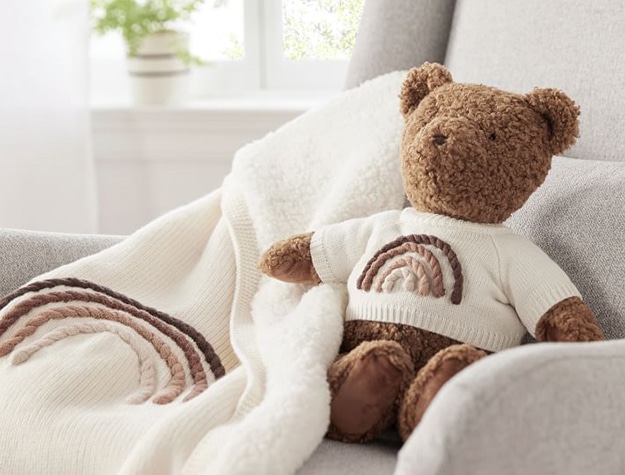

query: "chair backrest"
left=348, top=0, right=625, bottom=161
left=345, top=0, right=456, bottom=89
left=445, top=0, right=625, bottom=161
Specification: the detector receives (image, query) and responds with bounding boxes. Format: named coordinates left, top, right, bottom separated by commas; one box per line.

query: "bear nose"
left=432, top=134, right=447, bottom=146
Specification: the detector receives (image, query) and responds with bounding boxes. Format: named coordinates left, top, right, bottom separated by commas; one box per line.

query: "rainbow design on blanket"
left=356, top=234, right=464, bottom=305
left=0, top=278, right=225, bottom=404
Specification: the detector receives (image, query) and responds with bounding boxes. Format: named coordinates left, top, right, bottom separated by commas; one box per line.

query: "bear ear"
left=399, top=62, right=453, bottom=118
left=525, top=88, right=580, bottom=156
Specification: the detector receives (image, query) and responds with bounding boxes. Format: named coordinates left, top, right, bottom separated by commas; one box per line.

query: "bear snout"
left=419, top=117, right=485, bottom=154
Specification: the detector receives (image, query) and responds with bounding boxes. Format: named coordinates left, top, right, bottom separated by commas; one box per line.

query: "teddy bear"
left=259, top=62, right=605, bottom=444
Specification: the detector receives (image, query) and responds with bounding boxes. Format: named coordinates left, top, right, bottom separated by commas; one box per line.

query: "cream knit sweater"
left=311, top=208, right=581, bottom=351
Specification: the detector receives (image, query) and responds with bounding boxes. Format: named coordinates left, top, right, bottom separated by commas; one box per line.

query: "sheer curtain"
left=0, top=0, right=96, bottom=233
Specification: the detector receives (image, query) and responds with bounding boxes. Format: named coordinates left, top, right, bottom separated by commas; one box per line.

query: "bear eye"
left=488, top=133, right=497, bottom=141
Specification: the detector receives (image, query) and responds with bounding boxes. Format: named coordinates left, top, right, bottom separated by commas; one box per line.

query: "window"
left=90, top=0, right=365, bottom=101
left=263, top=0, right=364, bottom=89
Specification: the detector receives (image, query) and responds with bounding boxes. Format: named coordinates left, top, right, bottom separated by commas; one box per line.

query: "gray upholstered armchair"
left=2, top=1, right=625, bottom=473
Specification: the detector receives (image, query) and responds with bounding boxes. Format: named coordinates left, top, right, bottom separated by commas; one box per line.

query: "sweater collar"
left=402, top=208, right=510, bottom=232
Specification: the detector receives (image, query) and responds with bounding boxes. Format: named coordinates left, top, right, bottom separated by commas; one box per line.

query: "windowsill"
left=91, top=89, right=324, bottom=164
left=91, top=89, right=338, bottom=113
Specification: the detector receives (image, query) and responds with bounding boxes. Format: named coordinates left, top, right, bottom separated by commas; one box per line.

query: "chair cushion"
left=506, top=157, right=625, bottom=339
left=445, top=0, right=625, bottom=162
left=298, top=438, right=399, bottom=474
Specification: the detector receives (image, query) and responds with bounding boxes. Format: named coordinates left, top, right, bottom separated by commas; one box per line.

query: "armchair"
left=2, top=1, right=625, bottom=473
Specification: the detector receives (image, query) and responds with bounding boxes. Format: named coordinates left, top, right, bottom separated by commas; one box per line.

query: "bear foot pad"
left=330, top=351, right=404, bottom=439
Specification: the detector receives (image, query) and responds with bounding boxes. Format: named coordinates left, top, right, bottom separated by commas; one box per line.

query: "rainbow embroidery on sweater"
left=0, top=278, right=225, bottom=404
left=356, top=234, right=464, bottom=305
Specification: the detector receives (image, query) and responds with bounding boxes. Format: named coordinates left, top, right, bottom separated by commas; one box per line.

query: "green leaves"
left=90, top=0, right=214, bottom=61
left=282, top=0, right=364, bottom=61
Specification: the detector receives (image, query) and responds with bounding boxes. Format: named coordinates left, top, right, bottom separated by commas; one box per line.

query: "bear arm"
left=259, top=232, right=321, bottom=285
left=535, top=296, right=604, bottom=343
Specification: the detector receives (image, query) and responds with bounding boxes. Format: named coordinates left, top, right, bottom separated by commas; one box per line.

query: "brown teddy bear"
left=259, top=62, right=604, bottom=444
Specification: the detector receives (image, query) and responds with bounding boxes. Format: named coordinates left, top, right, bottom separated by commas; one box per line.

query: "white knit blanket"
left=0, top=72, right=406, bottom=474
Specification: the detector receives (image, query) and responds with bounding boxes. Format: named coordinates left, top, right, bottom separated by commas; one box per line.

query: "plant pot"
left=127, top=31, right=191, bottom=106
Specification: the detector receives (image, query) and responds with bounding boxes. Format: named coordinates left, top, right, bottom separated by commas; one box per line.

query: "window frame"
left=261, top=0, right=350, bottom=91
left=89, top=0, right=356, bottom=102
left=190, top=0, right=262, bottom=96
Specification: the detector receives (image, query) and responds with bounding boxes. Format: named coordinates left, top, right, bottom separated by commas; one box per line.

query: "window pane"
left=190, top=0, right=245, bottom=61
left=282, top=0, right=364, bottom=61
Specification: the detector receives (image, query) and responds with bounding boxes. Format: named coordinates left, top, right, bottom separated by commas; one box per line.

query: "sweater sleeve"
left=310, top=212, right=396, bottom=284
left=493, top=234, right=581, bottom=337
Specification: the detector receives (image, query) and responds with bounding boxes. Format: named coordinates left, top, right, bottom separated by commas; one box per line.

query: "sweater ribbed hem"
left=402, top=208, right=512, bottom=234
left=345, top=304, right=523, bottom=352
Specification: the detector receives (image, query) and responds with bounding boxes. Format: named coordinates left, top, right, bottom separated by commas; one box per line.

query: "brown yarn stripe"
left=0, top=289, right=209, bottom=401
left=359, top=241, right=445, bottom=297
left=0, top=278, right=225, bottom=379
left=0, top=304, right=186, bottom=404
left=357, top=235, right=463, bottom=305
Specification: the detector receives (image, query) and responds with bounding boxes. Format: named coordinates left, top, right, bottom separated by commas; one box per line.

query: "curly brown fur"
left=259, top=232, right=321, bottom=284
left=525, top=88, right=580, bottom=155
left=535, top=296, right=604, bottom=342
left=400, top=64, right=580, bottom=223
left=342, top=320, right=460, bottom=371
left=397, top=344, right=487, bottom=441
left=327, top=340, right=414, bottom=443
left=399, top=62, right=453, bottom=117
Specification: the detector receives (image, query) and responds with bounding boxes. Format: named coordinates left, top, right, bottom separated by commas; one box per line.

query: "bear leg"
left=397, top=343, right=487, bottom=441
left=327, top=340, right=414, bottom=443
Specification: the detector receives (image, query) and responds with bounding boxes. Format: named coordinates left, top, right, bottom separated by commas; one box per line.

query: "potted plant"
left=91, top=0, right=215, bottom=105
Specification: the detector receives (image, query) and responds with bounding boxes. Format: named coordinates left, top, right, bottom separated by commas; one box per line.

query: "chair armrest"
left=0, top=228, right=123, bottom=297
left=396, top=340, right=625, bottom=475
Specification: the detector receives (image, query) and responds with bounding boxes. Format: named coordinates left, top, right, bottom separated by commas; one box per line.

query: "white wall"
left=92, top=103, right=311, bottom=234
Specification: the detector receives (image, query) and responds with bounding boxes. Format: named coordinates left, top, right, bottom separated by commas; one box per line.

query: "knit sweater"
left=310, top=208, right=581, bottom=351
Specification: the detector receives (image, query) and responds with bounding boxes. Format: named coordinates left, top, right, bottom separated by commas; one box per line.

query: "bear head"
left=399, top=62, right=580, bottom=223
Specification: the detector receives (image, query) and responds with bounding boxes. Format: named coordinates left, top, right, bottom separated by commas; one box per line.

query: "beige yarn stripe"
left=361, top=241, right=444, bottom=296
left=0, top=289, right=210, bottom=401
left=0, top=305, right=186, bottom=404
left=375, top=258, right=407, bottom=292
left=0, top=277, right=225, bottom=380
left=10, top=320, right=157, bottom=404
left=382, top=271, right=402, bottom=292
left=409, top=257, right=431, bottom=296
left=374, top=256, right=432, bottom=296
